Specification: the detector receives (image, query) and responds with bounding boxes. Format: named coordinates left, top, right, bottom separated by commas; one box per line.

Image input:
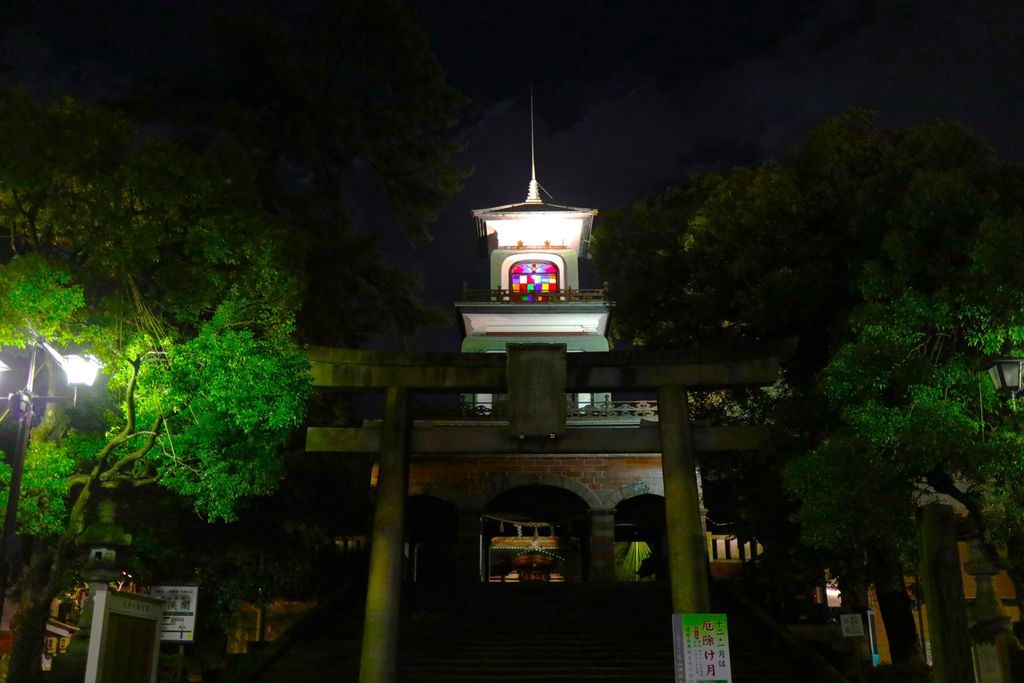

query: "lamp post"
left=0, top=341, right=102, bottom=628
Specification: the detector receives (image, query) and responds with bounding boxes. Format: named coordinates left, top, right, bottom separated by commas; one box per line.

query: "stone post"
left=964, top=538, right=1019, bottom=683
left=359, top=387, right=410, bottom=683
left=917, top=503, right=973, bottom=683
left=588, top=509, right=617, bottom=581
left=658, top=385, right=710, bottom=613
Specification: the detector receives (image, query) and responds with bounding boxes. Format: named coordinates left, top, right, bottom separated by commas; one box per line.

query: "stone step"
left=256, top=581, right=821, bottom=683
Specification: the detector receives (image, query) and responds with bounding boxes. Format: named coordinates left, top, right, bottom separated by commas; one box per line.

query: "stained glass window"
left=510, top=261, right=559, bottom=302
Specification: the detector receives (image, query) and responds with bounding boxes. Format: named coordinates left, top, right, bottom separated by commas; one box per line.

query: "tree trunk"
left=7, top=364, right=78, bottom=682
left=8, top=480, right=92, bottom=683
left=7, top=539, right=73, bottom=683
left=868, top=545, right=922, bottom=663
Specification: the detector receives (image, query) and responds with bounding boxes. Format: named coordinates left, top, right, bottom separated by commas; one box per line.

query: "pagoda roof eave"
left=472, top=201, right=597, bottom=217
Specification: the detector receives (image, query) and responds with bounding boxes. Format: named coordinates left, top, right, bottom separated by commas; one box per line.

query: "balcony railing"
left=456, top=398, right=658, bottom=420
left=568, top=399, right=657, bottom=418
left=460, top=287, right=607, bottom=303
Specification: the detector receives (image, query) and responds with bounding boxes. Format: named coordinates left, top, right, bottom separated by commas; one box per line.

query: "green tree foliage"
left=0, top=92, right=311, bottom=681
left=596, top=111, right=902, bottom=365
left=595, top=111, right=1024, bottom=660
left=126, top=0, right=469, bottom=345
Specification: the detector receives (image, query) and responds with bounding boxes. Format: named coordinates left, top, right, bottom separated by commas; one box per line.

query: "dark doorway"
left=405, top=495, right=458, bottom=583
left=483, top=485, right=589, bottom=582
left=615, top=494, right=667, bottom=581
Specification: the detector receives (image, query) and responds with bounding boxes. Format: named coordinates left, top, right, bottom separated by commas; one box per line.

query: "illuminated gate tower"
left=385, top=133, right=767, bottom=587
left=448, top=162, right=615, bottom=582
left=457, top=168, right=608, bottom=354
left=380, top=133, right=667, bottom=585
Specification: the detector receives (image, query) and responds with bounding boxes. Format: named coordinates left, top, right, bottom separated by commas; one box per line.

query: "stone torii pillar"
left=658, top=384, right=711, bottom=613
left=918, top=503, right=974, bottom=683
left=359, top=387, right=411, bottom=683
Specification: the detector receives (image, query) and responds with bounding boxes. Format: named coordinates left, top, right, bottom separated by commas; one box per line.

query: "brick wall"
left=409, top=455, right=664, bottom=510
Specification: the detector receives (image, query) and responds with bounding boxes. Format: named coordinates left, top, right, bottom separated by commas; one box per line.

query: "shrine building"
left=418, top=168, right=664, bottom=584
left=306, top=152, right=783, bottom=683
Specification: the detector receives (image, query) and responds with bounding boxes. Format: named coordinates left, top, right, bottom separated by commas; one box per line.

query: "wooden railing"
left=708, top=534, right=763, bottom=563
left=460, top=287, right=607, bottom=303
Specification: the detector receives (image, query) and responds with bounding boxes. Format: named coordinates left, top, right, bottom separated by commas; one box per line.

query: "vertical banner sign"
left=865, top=609, right=881, bottom=666
left=672, top=613, right=732, bottom=682
left=151, top=585, right=199, bottom=642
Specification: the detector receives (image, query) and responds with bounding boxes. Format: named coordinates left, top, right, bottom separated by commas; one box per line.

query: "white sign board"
left=840, top=613, right=865, bottom=637
left=85, top=588, right=164, bottom=683
left=672, top=613, right=733, bottom=682
left=151, top=584, right=199, bottom=642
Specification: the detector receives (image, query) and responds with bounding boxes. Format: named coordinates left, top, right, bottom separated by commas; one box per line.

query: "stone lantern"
left=964, top=538, right=1019, bottom=683
left=76, top=499, right=133, bottom=583
left=51, top=500, right=133, bottom=681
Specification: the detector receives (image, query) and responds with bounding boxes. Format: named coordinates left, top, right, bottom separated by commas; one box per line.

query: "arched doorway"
left=615, top=494, right=667, bottom=581
left=483, top=485, right=590, bottom=582
left=405, top=495, right=458, bottom=583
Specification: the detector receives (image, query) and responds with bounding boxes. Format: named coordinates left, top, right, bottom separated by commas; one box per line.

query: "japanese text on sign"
left=672, top=613, right=732, bottom=682
left=151, top=585, right=199, bottom=643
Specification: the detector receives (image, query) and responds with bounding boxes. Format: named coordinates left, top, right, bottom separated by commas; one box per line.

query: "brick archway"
left=407, top=483, right=465, bottom=509
left=481, top=472, right=603, bottom=511
left=603, top=479, right=666, bottom=508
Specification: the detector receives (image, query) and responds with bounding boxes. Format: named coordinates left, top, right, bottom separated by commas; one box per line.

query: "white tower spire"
left=526, top=89, right=542, bottom=204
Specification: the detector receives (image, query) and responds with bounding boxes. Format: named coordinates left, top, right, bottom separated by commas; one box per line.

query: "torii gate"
left=306, top=342, right=787, bottom=683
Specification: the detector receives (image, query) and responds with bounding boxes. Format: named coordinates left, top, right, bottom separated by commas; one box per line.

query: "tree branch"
left=100, top=414, right=165, bottom=483
left=10, top=188, right=41, bottom=251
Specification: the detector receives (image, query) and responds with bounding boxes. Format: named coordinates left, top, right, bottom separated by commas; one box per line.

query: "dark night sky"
left=4, top=1, right=1024, bottom=350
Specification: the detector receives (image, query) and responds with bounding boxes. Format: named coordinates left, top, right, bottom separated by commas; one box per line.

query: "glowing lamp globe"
left=62, top=354, right=103, bottom=386
left=41, top=342, right=103, bottom=386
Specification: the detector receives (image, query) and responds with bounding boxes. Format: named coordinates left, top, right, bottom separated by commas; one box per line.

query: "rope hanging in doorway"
left=482, top=514, right=555, bottom=529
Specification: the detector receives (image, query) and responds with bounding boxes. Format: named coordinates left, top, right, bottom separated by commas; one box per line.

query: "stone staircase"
left=254, top=581, right=839, bottom=682
left=397, top=582, right=674, bottom=681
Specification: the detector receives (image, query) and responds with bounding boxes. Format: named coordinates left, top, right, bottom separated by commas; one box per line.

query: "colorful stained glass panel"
left=510, top=261, right=559, bottom=301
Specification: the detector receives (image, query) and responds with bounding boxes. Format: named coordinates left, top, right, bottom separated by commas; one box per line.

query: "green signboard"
left=672, top=613, right=732, bottom=682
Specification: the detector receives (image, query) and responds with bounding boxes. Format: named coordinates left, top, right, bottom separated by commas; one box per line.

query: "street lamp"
left=0, top=341, right=102, bottom=628
left=987, top=358, right=1023, bottom=398
left=41, top=342, right=102, bottom=388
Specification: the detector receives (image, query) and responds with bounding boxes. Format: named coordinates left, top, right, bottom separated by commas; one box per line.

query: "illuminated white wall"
left=461, top=310, right=610, bottom=337
left=484, top=216, right=585, bottom=253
